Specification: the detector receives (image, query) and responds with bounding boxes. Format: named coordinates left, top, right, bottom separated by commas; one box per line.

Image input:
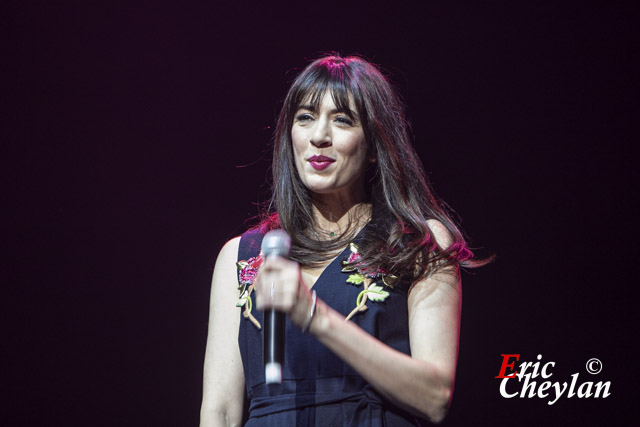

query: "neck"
left=311, top=191, right=371, bottom=239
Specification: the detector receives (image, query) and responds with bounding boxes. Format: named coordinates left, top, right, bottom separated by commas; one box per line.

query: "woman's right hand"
left=254, top=256, right=317, bottom=332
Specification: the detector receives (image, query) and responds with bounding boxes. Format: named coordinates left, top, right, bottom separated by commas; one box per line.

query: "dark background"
left=4, top=1, right=637, bottom=425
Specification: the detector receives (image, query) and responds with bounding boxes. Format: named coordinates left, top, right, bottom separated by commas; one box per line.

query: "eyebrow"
left=297, top=104, right=357, bottom=118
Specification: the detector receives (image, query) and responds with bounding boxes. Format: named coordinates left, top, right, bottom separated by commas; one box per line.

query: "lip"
left=307, top=155, right=335, bottom=171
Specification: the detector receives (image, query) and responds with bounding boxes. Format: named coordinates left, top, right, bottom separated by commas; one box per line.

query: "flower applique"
left=236, top=254, right=264, bottom=329
left=236, top=243, right=398, bottom=326
left=341, top=243, right=398, bottom=321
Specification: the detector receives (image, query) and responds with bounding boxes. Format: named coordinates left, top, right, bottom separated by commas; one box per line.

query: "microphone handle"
left=264, top=309, right=285, bottom=384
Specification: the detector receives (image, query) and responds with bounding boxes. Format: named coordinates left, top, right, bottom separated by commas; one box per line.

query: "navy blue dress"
left=237, top=227, right=425, bottom=426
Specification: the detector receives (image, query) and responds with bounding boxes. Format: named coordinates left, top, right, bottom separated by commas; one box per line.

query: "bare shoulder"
left=426, top=219, right=453, bottom=250
left=210, top=236, right=242, bottom=300
left=210, top=235, right=242, bottom=312
left=216, top=236, right=241, bottom=266
left=411, top=220, right=459, bottom=294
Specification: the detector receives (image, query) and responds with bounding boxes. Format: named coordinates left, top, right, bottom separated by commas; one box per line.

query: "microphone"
left=260, top=229, right=291, bottom=384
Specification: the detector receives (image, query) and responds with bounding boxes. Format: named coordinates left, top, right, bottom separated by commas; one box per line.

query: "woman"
left=201, top=54, right=483, bottom=426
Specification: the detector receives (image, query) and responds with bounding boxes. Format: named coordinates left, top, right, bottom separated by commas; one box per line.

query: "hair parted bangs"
left=288, top=58, right=363, bottom=123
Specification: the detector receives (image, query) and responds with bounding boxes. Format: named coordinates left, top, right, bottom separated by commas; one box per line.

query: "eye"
left=295, top=113, right=314, bottom=122
left=335, top=116, right=354, bottom=126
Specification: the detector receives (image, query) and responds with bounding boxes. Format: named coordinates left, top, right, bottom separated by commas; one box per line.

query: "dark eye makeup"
left=295, top=113, right=314, bottom=121
left=335, top=116, right=354, bottom=126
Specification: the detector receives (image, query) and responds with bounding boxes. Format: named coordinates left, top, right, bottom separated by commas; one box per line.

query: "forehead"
left=298, top=89, right=358, bottom=114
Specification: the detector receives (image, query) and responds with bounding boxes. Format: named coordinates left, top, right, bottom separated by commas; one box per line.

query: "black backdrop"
left=5, top=1, right=637, bottom=426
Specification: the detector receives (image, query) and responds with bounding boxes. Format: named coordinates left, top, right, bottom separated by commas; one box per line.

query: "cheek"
left=343, top=135, right=368, bottom=166
left=290, top=129, right=307, bottom=176
left=291, top=128, right=306, bottom=155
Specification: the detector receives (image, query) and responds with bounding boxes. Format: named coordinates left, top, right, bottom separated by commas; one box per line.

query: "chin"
left=302, top=178, right=336, bottom=193
left=306, top=186, right=337, bottom=195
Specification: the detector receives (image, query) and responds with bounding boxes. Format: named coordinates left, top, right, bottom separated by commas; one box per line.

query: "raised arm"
left=200, top=237, right=245, bottom=427
left=254, top=220, right=461, bottom=423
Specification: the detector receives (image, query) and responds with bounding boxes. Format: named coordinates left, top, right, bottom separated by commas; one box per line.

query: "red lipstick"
left=307, top=155, right=335, bottom=171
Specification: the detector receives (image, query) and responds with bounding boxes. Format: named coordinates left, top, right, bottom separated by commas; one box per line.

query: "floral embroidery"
left=236, top=254, right=263, bottom=329
left=341, top=243, right=398, bottom=321
left=236, top=242, right=398, bottom=327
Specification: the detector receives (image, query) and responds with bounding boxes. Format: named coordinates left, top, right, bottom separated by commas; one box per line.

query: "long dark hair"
left=260, top=54, right=486, bottom=283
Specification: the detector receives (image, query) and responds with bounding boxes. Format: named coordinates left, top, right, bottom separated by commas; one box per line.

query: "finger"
left=254, top=274, right=275, bottom=310
left=259, top=256, right=292, bottom=274
left=255, top=274, right=299, bottom=311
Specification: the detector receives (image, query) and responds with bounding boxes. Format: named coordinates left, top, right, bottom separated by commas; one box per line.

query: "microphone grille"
left=261, top=229, right=291, bottom=258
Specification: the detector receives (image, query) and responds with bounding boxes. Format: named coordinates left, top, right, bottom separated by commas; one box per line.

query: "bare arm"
left=200, top=237, right=245, bottom=427
left=255, top=220, right=460, bottom=423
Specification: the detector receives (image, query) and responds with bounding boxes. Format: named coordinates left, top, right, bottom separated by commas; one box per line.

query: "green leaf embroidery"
left=381, top=274, right=399, bottom=288
left=236, top=260, right=248, bottom=270
left=346, top=273, right=365, bottom=285
left=356, top=284, right=390, bottom=306
left=342, top=240, right=396, bottom=321
left=366, top=284, right=390, bottom=301
left=341, top=263, right=357, bottom=272
left=236, top=290, right=251, bottom=309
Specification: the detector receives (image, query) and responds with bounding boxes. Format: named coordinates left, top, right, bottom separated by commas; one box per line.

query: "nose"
left=309, top=118, right=331, bottom=147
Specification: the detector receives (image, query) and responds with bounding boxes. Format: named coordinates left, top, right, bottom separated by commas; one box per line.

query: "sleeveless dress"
left=237, top=226, right=426, bottom=426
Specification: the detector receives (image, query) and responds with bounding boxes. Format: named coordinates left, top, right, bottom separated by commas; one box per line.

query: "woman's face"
left=291, top=92, right=368, bottom=200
